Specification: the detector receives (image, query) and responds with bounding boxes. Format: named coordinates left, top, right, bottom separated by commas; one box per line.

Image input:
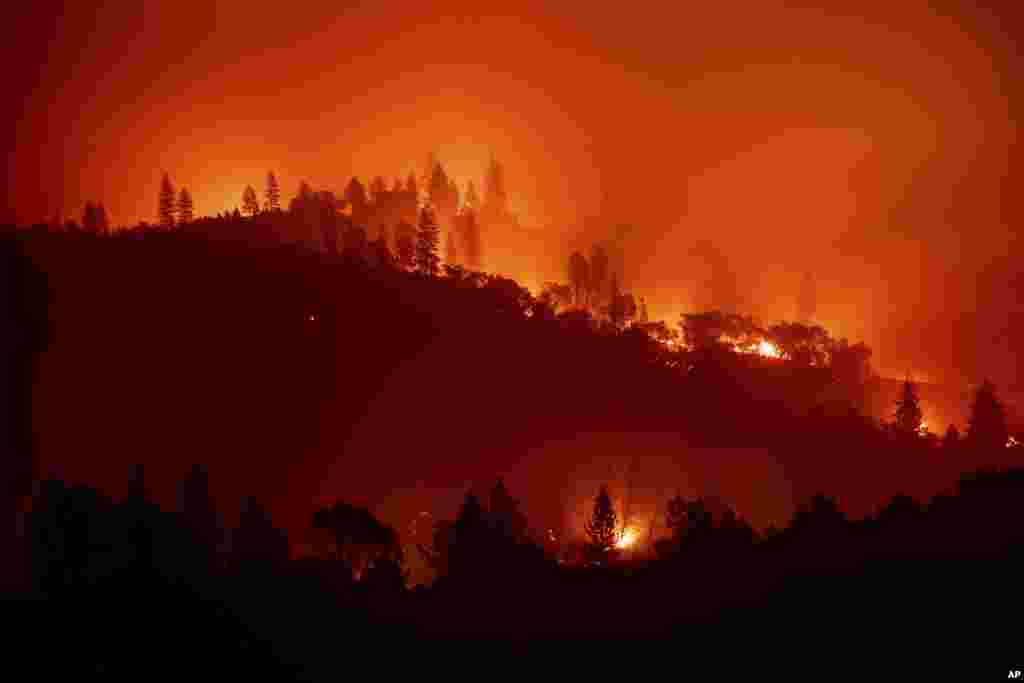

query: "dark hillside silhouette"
left=6, top=219, right=1024, bottom=664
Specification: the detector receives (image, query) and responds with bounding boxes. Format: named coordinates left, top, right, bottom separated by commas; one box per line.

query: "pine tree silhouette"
left=82, top=201, right=99, bottom=233
left=265, top=171, right=281, bottom=211
left=241, top=185, right=259, bottom=217
left=415, top=206, right=440, bottom=276
left=967, top=379, right=1009, bottom=450
left=584, top=484, right=619, bottom=560
left=158, top=173, right=176, bottom=228
left=96, top=203, right=109, bottom=233
left=893, top=378, right=924, bottom=436
left=177, top=188, right=194, bottom=224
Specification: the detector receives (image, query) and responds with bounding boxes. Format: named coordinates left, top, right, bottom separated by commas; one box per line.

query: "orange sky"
left=8, top=0, right=1024, bottom=387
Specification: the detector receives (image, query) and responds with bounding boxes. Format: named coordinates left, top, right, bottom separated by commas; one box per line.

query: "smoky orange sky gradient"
left=8, top=0, right=1024, bottom=387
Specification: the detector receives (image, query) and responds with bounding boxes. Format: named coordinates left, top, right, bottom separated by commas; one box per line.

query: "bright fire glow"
left=756, top=340, right=782, bottom=358
left=728, top=339, right=783, bottom=359
left=616, top=527, right=638, bottom=550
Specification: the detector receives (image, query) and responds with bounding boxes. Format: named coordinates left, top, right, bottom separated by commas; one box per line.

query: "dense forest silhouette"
left=6, top=168, right=1024, bottom=668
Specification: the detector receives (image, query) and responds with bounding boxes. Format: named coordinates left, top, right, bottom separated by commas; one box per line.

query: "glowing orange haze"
left=9, top=0, right=1024, bottom=387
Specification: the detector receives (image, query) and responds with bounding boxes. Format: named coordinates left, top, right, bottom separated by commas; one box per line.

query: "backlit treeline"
left=147, top=155, right=512, bottom=273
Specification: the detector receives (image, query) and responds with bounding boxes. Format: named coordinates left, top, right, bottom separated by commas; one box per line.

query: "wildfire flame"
left=616, top=527, right=638, bottom=550
left=728, top=339, right=783, bottom=359
left=756, top=340, right=782, bottom=358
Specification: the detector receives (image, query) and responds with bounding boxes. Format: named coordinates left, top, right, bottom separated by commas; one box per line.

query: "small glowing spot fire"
left=616, top=527, right=638, bottom=550
left=756, top=340, right=782, bottom=359
left=1008, top=436, right=1020, bottom=449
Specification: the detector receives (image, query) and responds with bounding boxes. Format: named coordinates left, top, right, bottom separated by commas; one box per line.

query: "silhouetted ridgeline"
left=7, top=224, right=1024, bottom=662
left=16, top=225, right=1023, bottom=534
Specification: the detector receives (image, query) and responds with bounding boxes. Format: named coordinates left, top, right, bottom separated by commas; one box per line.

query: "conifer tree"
left=82, top=201, right=99, bottom=233
left=176, top=188, right=194, bottom=224
left=967, top=379, right=1009, bottom=450
left=241, top=185, right=260, bottom=216
left=488, top=479, right=525, bottom=542
left=179, top=464, right=222, bottom=570
left=584, top=484, right=619, bottom=558
left=449, top=492, right=489, bottom=579
left=158, top=173, right=176, bottom=227
left=96, top=203, right=110, bottom=234
left=893, top=378, right=924, bottom=436
left=265, top=171, right=281, bottom=211
left=415, top=206, right=441, bottom=276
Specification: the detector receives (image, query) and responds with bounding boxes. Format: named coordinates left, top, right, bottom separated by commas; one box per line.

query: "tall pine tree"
left=158, top=173, right=176, bottom=228
left=265, top=171, right=281, bottom=211
left=241, top=185, right=259, bottom=216
left=892, top=378, right=924, bottom=436
left=415, top=206, right=441, bottom=276
left=177, top=188, right=194, bottom=224
left=96, top=203, right=109, bottom=234
left=82, top=201, right=99, bottom=233
left=967, top=379, right=1009, bottom=450
left=584, top=484, right=619, bottom=559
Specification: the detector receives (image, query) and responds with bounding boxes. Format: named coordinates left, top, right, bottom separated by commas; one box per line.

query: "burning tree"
left=584, top=485, right=619, bottom=561
left=415, top=206, right=441, bottom=276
